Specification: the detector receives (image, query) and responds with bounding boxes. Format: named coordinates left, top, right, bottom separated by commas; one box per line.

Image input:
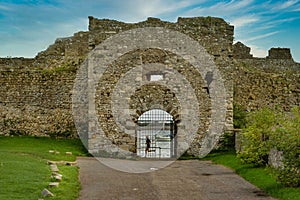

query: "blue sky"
left=0, top=0, right=300, bottom=62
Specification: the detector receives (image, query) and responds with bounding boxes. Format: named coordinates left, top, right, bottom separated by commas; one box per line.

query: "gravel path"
left=77, top=157, right=276, bottom=200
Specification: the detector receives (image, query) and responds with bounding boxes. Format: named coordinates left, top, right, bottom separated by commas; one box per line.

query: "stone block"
left=50, top=164, right=59, bottom=172
left=49, top=150, right=55, bottom=154
left=52, top=174, right=62, bottom=182
left=48, top=182, right=59, bottom=188
left=41, top=188, right=54, bottom=197
left=66, top=161, right=77, bottom=166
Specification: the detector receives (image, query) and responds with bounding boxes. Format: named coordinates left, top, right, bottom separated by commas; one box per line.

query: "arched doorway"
left=136, top=109, right=176, bottom=158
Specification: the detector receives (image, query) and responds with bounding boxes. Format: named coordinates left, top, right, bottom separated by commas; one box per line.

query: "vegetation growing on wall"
left=233, top=103, right=247, bottom=129
left=40, top=63, right=77, bottom=74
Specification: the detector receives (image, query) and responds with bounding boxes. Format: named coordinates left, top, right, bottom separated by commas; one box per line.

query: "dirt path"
left=77, top=157, right=276, bottom=200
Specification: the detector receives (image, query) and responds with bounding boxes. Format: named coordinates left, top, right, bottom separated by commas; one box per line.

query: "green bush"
left=238, top=106, right=300, bottom=187
left=237, top=108, right=277, bottom=166
left=215, top=131, right=235, bottom=151
left=233, top=104, right=247, bottom=129
left=271, top=107, right=300, bottom=187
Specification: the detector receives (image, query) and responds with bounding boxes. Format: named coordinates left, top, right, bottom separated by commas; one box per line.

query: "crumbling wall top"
left=233, top=42, right=296, bottom=62
left=233, top=42, right=253, bottom=59
left=267, top=48, right=293, bottom=60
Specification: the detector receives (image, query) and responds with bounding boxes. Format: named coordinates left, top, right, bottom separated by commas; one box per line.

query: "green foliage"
left=233, top=104, right=247, bottom=129
left=238, top=108, right=277, bottom=166
left=270, top=107, right=300, bottom=187
left=238, top=106, right=300, bottom=187
left=215, top=131, right=235, bottom=151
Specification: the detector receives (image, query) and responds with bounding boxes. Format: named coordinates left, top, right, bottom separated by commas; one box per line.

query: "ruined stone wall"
left=0, top=67, right=77, bottom=137
left=267, top=48, right=293, bottom=60
left=233, top=42, right=253, bottom=59
left=88, top=16, right=234, bottom=131
left=88, top=16, right=234, bottom=57
left=233, top=46, right=300, bottom=111
left=0, top=28, right=88, bottom=138
left=89, top=46, right=212, bottom=156
left=0, top=16, right=299, bottom=156
left=34, top=31, right=89, bottom=70
left=83, top=16, right=235, bottom=156
left=1, top=16, right=234, bottom=146
left=0, top=57, right=35, bottom=69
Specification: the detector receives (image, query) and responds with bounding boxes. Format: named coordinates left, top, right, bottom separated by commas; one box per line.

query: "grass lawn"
left=1, top=136, right=299, bottom=200
left=201, top=150, right=300, bottom=200
left=0, top=136, right=88, bottom=200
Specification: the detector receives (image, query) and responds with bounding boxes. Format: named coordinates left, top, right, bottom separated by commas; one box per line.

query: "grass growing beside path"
left=201, top=150, right=300, bottom=200
left=0, top=136, right=88, bottom=200
left=2, top=136, right=299, bottom=200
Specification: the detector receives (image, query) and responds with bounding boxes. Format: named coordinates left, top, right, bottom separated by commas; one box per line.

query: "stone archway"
left=73, top=27, right=227, bottom=161
left=129, top=83, right=181, bottom=123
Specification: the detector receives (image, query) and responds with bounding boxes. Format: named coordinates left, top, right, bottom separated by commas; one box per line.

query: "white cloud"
left=264, top=17, right=298, bottom=27
left=231, top=15, right=259, bottom=28
left=227, top=0, right=255, bottom=10
left=186, top=0, right=255, bottom=17
left=248, top=44, right=268, bottom=58
left=272, top=0, right=299, bottom=11
left=0, top=5, right=11, bottom=11
left=242, top=31, right=280, bottom=42
left=115, top=0, right=203, bottom=22
left=138, top=0, right=190, bottom=15
left=0, top=0, right=299, bottom=60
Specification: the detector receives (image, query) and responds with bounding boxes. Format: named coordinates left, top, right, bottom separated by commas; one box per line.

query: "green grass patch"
left=0, top=152, right=50, bottom=200
left=49, top=165, right=81, bottom=200
left=0, top=136, right=88, bottom=200
left=202, top=150, right=300, bottom=200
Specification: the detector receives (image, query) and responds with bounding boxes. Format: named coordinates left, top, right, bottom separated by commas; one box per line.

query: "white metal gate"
left=136, top=109, right=176, bottom=158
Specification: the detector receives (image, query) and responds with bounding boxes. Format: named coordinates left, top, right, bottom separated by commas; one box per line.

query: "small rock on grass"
left=47, top=160, right=56, bottom=165
left=66, top=161, right=77, bottom=166
left=52, top=172, right=62, bottom=177
left=41, top=188, right=54, bottom=197
left=65, top=152, right=72, bottom=155
left=52, top=174, right=62, bottom=181
left=48, top=182, right=59, bottom=188
left=50, top=164, right=59, bottom=172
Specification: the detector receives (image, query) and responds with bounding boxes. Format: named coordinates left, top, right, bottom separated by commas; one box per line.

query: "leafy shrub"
left=233, top=104, right=247, bottom=129
left=237, top=108, right=277, bottom=166
left=238, top=106, right=300, bottom=187
left=215, top=131, right=235, bottom=151
left=271, top=107, right=300, bottom=187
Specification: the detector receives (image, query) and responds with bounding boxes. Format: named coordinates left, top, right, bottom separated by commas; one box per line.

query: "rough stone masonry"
left=0, top=16, right=299, bottom=157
